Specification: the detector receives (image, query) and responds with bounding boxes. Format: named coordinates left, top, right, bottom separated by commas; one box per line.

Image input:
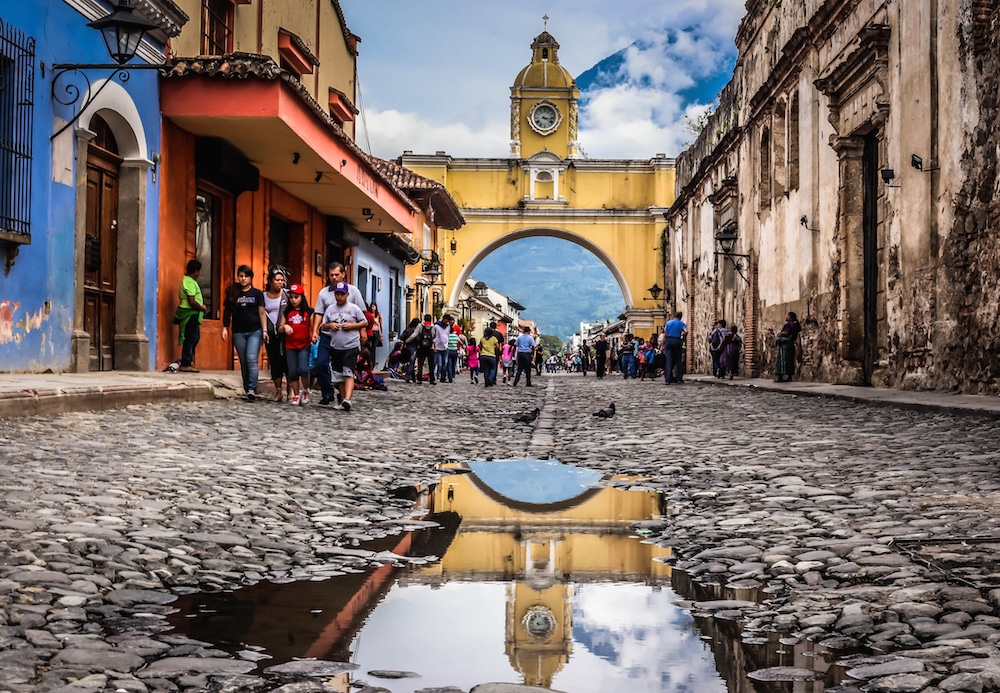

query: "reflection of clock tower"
left=510, top=27, right=580, bottom=160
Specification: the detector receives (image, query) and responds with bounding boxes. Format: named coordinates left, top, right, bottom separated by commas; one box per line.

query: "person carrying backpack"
left=408, top=314, right=437, bottom=384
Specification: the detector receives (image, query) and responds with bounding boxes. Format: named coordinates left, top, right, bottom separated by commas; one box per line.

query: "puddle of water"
left=671, top=570, right=855, bottom=692
left=168, top=459, right=788, bottom=691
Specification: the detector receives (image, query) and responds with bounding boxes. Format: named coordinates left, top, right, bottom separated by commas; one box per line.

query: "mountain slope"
left=472, top=238, right=622, bottom=341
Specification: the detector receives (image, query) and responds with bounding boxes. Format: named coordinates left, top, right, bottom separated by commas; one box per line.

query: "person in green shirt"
left=175, top=259, right=207, bottom=372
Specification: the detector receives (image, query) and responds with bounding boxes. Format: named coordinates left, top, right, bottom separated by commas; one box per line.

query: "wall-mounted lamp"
left=646, top=283, right=662, bottom=302
left=911, top=154, right=939, bottom=173
left=45, top=0, right=164, bottom=139
left=881, top=169, right=900, bottom=188
left=362, top=207, right=374, bottom=222
left=800, top=215, right=819, bottom=232
left=150, top=151, right=160, bottom=183
left=713, top=228, right=750, bottom=284
left=292, top=152, right=300, bottom=165
left=450, top=237, right=457, bottom=255
left=314, top=171, right=323, bottom=183
left=404, top=285, right=415, bottom=300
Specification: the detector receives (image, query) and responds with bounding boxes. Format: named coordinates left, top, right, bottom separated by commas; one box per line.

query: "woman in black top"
left=222, top=264, right=268, bottom=400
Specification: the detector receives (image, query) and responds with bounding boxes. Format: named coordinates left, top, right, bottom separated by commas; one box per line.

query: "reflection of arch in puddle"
left=437, top=459, right=661, bottom=528
left=465, top=459, right=605, bottom=514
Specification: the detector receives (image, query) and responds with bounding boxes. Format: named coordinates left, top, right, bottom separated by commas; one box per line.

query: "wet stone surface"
left=0, top=375, right=998, bottom=690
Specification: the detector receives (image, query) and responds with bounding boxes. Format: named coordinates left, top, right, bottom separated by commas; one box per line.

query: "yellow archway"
left=446, top=227, right=633, bottom=309
left=400, top=29, right=676, bottom=338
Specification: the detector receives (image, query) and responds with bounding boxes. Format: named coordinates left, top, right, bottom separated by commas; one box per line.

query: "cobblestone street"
left=2, top=373, right=1000, bottom=692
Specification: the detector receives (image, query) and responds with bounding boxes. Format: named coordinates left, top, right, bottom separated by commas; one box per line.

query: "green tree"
left=538, top=334, right=563, bottom=355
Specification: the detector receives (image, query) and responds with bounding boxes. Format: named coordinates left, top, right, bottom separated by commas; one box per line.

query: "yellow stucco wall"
left=170, top=1, right=358, bottom=140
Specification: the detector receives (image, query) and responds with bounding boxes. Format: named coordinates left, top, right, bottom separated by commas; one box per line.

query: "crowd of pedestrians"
left=179, top=262, right=803, bottom=407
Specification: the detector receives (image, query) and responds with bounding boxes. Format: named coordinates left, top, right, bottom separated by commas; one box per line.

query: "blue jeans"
left=480, top=355, right=497, bottom=386
left=435, top=350, right=449, bottom=381
left=315, top=334, right=337, bottom=397
left=447, top=350, right=459, bottom=381
left=232, top=329, right=263, bottom=394
left=621, top=353, right=634, bottom=379
left=286, top=347, right=310, bottom=383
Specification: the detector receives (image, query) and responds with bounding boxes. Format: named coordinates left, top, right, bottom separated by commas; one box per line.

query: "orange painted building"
left=155, top=2, right=460, bottom=370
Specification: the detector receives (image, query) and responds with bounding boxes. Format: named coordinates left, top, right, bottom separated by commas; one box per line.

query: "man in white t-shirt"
left=314, top=281, right=367, bottom=411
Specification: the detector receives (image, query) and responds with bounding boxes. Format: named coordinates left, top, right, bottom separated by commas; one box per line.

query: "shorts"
left=330, top=347, right=359, bottom=384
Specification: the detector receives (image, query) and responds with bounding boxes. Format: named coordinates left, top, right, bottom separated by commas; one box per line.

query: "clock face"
left=531, top=104, right=559, bottom=133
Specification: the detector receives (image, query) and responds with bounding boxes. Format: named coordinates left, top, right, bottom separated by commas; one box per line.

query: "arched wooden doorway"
left=84, top=114, right=120, bottom=371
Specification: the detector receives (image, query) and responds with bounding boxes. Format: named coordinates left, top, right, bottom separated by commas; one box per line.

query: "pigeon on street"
left=514, top=407, right=540, bottom=424
left=593, top=402, right=616, bottom=418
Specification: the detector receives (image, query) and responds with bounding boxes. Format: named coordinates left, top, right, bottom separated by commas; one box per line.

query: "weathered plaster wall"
left=668, top=0, right=997, bottom=392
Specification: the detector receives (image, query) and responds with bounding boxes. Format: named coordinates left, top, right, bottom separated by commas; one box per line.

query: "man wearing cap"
left=313, top=281, right=368, bottom=410
left=312, top=262, right=367, bottom=405
left=312, top=262, right=367, bottom=340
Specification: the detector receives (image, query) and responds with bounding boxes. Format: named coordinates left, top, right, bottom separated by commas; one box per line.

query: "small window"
left=759, top=127, right=771, bottom=210
left=201, top=0, right=234, bottom=56
left=789, top=93, right=801, bottom=191
left=0, top=19, right=34, bottom=241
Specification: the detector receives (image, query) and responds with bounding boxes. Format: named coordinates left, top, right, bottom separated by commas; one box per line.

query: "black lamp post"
left=713, top=227, right=750, bottom=284
left=89, top=0, right=159, bottom=65
left=45, top=0, right=165, bottom=139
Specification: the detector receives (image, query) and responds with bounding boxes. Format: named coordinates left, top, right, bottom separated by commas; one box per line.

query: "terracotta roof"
left=371, top=157, right=466, bottom=230
left=163, top=53, right=419, bottom=218
left=330, top=0, right=359, bottom=56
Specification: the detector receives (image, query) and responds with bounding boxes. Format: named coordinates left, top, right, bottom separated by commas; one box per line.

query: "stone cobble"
left=0, top=373, right=998, bottom=692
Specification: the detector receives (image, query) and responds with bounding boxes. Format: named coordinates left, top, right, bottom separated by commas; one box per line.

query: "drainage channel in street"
left=166, top=458, right=843, bottom=692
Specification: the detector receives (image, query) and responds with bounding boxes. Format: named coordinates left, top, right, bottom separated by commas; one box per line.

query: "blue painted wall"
left=355, top=237, right=407, bottom=366
left=0, top=1, right=162, bottom=372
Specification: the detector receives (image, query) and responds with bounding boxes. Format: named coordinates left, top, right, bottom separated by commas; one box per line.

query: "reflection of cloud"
left=570, top=585, right=725, bottom=693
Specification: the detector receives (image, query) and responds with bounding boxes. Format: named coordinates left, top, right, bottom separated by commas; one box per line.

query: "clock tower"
left=510, top=27, right=580, bottom=159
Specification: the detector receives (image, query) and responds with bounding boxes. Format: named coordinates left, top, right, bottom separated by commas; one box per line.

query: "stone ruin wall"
left=935, top=0, right=1000, bottom=393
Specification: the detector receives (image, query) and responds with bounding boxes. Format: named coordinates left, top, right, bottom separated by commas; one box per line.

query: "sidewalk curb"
left=0, top=382, right=216, bottom=419
left=690, top=375, right=1000, bottom=419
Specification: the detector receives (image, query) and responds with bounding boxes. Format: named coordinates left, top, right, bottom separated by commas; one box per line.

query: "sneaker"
left=289, top=395, right=300, bottom=405
left=300, top=389, right=309, bottom=404
left=178, top=365, right=199, bottom=372
left=341, top=399, right=352, bottom=412
left=319, top=396, right=333, bottom=406
left=246, top=391, right=257, bottom=401
left=336, top=392, right=343, bottom=405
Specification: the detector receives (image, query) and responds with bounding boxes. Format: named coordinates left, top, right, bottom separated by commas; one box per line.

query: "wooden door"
left=84, top=120, right=121, bottom=371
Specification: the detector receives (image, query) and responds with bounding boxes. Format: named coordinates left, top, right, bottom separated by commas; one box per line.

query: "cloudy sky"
left=343, top=1, right=745, bottom=160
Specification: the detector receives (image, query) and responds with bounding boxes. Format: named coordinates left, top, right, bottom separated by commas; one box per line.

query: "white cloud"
left=361, top=109, right=510, bottom=159
left=346, top=0, right=745, bottom=160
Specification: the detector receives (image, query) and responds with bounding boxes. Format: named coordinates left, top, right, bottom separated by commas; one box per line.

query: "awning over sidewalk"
left=161, top=53, right=418, bottom=235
